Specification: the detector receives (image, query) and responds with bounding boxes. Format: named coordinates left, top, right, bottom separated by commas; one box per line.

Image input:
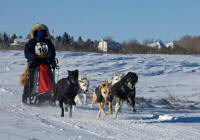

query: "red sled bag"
left=39, top=64, right=54, bottom=93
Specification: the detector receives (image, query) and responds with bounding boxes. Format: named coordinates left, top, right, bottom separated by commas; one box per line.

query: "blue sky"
left=1, top=0, right=200, bottom=43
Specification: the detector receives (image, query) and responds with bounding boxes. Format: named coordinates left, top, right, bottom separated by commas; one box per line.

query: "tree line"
left=0, top=31, right=199, bottom=54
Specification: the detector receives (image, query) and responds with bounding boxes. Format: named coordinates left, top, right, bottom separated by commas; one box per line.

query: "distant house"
left=98, top=39, right=121, bottom=52
left=165, top=42, right=177, bottom=49
left=147, top=41, right=177, bottom=49
left=10, top=38, right=27, bottom=46
left=147, top=41, right=166, bottom=49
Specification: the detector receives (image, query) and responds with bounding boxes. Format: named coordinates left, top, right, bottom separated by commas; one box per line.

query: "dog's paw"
left=69, top=114, right=72, bottom=118
left=132, top=108, right=136, bottom=112
left=65, top=107, right=68, bottom=112
left=71, top=101, right=76, bottom=106
left=50, top=101, right=56, bottom=106
left=106, top=111, right=112, bottom=115
left=127, top=103, right=132, bottom=107
left=103, top=112, right=108, bottom=116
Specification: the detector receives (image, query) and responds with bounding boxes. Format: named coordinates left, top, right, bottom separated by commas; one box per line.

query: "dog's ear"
left=99, top=84, right=103, bottom=89
left=127, top=72, right=132, bottom=75
left=113, top=72, right=117, bottom=76
left=99, top=82, right=105, bottom=89
left=135, top=73, right=138, bottom=83
left=79, top=75, right=82, bottom=80
left=87, top=76, right=91, bottom=81
left=108, top=83, right=112, bottom=88
left=120, top=73, right=125, bottom=78
left=75, top=69, right=79, bottom=77
left=68, top=70, right=72, bottom=76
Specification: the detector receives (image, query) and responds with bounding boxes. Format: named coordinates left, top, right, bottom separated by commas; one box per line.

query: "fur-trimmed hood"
left=30, top=23, right=50, bottom=38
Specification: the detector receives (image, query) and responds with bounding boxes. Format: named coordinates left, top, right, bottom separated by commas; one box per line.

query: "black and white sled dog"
left=74, top=75, right=90, bottom=106
left=109, top=73, right=126, bottom=112
left=109, top=72, right=138, bottom=119
left=53, top=70, right=79, bottom=117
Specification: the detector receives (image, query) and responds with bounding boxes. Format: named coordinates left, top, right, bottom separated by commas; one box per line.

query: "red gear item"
left=39, top=64, right=54, bottom=93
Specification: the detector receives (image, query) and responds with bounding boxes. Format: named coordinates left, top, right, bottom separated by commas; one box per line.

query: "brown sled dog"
left=20, top=65, right=29, bottom=86
left=90, top=81, right=112, bottom=119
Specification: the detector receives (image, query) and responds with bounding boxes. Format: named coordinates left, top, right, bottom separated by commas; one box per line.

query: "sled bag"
left=39, top=64, right=54, bottom=93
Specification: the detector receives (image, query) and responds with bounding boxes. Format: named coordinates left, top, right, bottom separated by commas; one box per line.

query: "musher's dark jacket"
left=24, top=38, right=55, bottom=66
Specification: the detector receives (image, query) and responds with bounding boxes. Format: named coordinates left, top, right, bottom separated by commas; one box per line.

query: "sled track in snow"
left=1, top=102, right=200, bottom=140
left=1, top=51, right=200, bottom=139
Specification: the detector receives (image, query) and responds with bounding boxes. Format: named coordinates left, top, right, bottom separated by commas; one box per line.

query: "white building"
left=165, top=42, right=177, bottom=49
left=147, top=41, right=166, bottom=49
left=98, top=40, right=121, bottom=52
left=147, top=41, right=177, bottom=49
left=10, top=38, right=27, bottom=46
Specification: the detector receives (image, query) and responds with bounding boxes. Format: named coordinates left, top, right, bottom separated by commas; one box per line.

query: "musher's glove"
left=48, top=58, right=59, bottom=70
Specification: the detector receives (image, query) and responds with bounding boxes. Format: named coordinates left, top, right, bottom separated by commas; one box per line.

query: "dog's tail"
left=20, top=66, right=29, bottom=86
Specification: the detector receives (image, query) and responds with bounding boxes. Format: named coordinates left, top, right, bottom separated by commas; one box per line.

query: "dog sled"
left=22, top=60, right=58, bottom=105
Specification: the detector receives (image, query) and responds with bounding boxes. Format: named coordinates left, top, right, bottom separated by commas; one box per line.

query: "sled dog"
left=74, top=75, right=90, bottom=106
left=108, top=72, right=138, bottom=119
left=91, top=81, right=112, bottom=119
left=53, top=70, right=79, bottom=117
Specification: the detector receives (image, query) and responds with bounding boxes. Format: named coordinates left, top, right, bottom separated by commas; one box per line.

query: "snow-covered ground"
left=0, top=50, right=200, bottom=140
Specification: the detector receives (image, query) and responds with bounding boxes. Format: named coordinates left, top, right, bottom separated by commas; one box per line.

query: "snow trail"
left=0, top=50, right=200, bottom=140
